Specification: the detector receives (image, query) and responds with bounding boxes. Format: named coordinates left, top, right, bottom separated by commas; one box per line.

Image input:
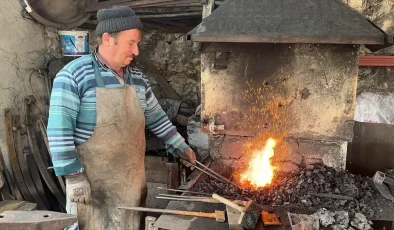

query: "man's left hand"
left=177, top=147, right=197, bottom=170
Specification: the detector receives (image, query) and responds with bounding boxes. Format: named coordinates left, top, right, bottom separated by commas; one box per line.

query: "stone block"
left=219, top=136, right=252, bottom=159
left=277, top=162, right=300, bottom=173
left=304, top=158, right=323, bottom=165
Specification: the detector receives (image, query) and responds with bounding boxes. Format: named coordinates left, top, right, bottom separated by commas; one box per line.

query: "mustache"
left=128, top=54, right=135, bottom=59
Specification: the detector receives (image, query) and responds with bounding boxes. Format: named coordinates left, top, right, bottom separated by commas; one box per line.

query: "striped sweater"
left=47, top=51, right=188, bottom=176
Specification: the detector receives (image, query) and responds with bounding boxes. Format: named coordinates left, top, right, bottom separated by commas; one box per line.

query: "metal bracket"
left=208, top=119, right=224, bottom=134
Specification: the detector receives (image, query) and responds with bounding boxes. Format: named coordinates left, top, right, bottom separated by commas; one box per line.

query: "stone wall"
left=89, top=30, right=201, bottom=106
left=0, top=0, right=61, bottom=171
left=138, top=31, right=201, bottom=105
left=354, top=0, right=394, bottom=94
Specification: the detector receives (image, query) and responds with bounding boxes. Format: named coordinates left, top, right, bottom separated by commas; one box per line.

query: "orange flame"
left=240, top=138, right=277, bottom=188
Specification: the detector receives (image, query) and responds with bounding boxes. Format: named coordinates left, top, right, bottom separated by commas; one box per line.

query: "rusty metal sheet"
left=13, top=115, right=49, bottom=210
left=4, top=109, right=33, bottom=202
left=24, top=96, right=66, bottom=209
left=26, top=152, right=49, bottom=209
left=0, top=211, right=76, bottom=230
left=200, top=43, right=358, bottom=141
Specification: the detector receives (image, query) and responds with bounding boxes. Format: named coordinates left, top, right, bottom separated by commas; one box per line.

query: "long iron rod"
left=157, top=196, right=220, bottom=203
left=157, top=187, right=212, bottom=196
left=195, top=161, right=242, bottom=189
left=158, top=193, right=234, bottom=200
left=194, top=164, right=233, bottom=185
left=158, top=193, right=208, bottom=199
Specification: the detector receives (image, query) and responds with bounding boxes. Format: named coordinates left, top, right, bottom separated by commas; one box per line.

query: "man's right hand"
left=65, top=173, right=92, bottom=204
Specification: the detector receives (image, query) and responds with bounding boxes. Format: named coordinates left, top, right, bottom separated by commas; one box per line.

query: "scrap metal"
left=24, top=96, right=66, bottom=209
left=13, top=114, right=49, bottom=210
left=4, top=108, right=32, bottom=202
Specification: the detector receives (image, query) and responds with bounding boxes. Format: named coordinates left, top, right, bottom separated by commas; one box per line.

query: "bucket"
left=58, top=30, right=89, bottom=56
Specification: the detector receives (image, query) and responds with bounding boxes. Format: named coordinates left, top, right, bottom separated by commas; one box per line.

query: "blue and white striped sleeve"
left=142, top=76, right=188, bottom=157
left=47, top=69, right=82, bottom=176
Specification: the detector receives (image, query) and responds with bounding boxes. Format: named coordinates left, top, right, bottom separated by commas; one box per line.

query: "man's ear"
left=101, top=33, right=111, bottom=46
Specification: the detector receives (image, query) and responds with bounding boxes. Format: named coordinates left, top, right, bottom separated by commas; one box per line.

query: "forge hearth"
left=199, top=43, right=357, bottom=172
left=190, top=162, right=377, bottom=219
left=186, top=0, right=391, bottom=173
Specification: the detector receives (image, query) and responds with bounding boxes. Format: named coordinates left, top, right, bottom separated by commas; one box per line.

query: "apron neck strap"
left=91, top=54, right=105, bottom=88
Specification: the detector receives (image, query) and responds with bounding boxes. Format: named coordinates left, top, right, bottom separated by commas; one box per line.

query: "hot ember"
left=239, top=138, right=278, bottom=189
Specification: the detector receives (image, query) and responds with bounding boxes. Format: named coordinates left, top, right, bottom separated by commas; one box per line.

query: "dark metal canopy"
left=187, top=0, right=387, bottom=45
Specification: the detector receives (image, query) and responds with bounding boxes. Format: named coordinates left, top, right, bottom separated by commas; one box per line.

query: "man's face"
left=108, top=29, right=141, bottom=67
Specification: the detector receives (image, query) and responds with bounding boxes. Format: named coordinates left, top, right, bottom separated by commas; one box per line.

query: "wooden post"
left=166, top=162, right=180, bottom=194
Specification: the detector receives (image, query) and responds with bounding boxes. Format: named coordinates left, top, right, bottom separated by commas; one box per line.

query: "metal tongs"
left=193, top=160, right=242, bottom=189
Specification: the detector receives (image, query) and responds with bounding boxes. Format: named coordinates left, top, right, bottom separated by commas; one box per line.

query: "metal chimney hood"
left=187, top=0, right=387, bottom=45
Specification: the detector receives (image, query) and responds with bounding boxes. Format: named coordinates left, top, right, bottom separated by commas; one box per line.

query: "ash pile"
left=192, top=164, right=376, bottom=219
left=289, top=208, right=373, bottom=230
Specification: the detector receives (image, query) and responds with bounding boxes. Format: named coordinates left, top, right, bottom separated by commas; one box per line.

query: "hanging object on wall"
left=22, top=0, right=91, bottom=29
left=58, top=30, right=90, bottom=56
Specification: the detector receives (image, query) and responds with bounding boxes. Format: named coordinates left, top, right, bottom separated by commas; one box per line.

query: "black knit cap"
left=96, top=6, right=143, bottom=36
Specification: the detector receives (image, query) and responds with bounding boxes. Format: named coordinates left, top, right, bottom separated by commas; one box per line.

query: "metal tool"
left=118, top=206, right=226, bottom=222
left=157, top=187, right=214, bottom=196
left=195, top=160, right=243, bottom=189
left=4, top=109, right=32, bottom=202
left=0, top=211, right=77, bottom=230
left=158, top=193, right=214, bottom=199
left=157, top=193, right=245, bottom=204
left=212, top=193, right=262, bottom=229
left=157, top=196, right=220, bottom=203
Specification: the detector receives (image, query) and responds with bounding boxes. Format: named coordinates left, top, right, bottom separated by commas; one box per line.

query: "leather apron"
left=76, top=56, right=147, bottom=230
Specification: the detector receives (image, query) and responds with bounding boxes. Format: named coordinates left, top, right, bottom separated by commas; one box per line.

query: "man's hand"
left=65, top=173, right=92, bottom=204
left=177, top=147, right=197, bottom=170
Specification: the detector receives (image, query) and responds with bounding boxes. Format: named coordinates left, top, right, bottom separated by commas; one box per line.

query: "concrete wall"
left=0, top=0, right=60, bottom=171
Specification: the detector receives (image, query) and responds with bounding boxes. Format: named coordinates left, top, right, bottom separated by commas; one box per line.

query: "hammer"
left=118, top=206, right=226, bottom=222
left=212, top=193, right=261, bottom=229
